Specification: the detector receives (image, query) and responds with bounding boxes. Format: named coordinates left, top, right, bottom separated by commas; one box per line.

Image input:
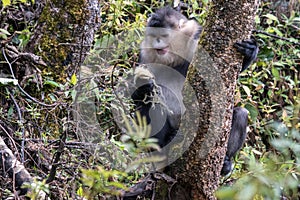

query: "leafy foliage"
left=217, top=1, right=299, bottom=199
left=79, top=112, right=164, bottom=197
left=80, top=166, right=128, bottom=198
left=24, top=179, right=50, bottom=199
left=217, top=127, right=300, bottom=199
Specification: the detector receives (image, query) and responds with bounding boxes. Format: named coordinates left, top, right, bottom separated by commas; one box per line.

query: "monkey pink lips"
left=156, top=47, right=168, bottom=55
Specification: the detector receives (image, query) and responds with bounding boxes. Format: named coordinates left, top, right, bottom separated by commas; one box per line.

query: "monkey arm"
left=226, top=107, right=248, bottom=158
left=131, top=67, right=155, bottom=102
left=131, top=82, right=154, bottom=102
left=234, top=38, right=259, bottom=72
left=221, top=107, right=248, bottom=176
left=221, top=155, right=233, bottom=176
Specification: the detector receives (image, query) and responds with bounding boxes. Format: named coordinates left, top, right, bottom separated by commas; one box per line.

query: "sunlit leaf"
left=264, top=13, right=279, bottom=23
left=2, top=0, right=11, bottom=7
left=271, top=67, right=280, bottom=79
left=70, top=73, right=77, bottom=85
left=76, top=186, right=83, bottom=197
left=0, top=28, right=11, bottom=35
left=0, top=78, right=18, bottom=85
left=242, top=85, right=251, bottom=97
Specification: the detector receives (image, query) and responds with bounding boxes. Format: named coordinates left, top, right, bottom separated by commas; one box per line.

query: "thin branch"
left=8, top=88, right=25, bottom=163
left=254, top=30, right=300, bottom=45
left=14, top=138, right=107, bottom=150
left=46, top=130, right=67, bottom=183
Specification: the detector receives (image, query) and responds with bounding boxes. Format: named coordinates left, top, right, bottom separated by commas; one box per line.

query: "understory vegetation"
left=0, top=0, right=299, bottom=199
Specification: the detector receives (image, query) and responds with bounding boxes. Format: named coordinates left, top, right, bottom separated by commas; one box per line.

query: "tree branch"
left=0, top=135, right=32, bottom=195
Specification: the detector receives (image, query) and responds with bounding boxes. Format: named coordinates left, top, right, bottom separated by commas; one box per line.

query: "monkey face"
left=140, top=25, right=199, bottom=67
left=145, top=28, right=171, bottom=55
left=139, top=7, right=201, bottom=67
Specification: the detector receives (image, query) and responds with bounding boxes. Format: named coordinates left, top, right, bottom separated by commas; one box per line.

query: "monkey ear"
left=178, top=19, right=185, bottom=29
left=180, top=19, right=201, bottom=38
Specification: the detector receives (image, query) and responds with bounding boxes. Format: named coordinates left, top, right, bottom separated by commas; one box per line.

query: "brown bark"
left=167, top=1, right=259, bottom=199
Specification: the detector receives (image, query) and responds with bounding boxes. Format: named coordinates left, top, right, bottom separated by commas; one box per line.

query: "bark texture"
left=168, top=1, right=259, bottom=199
left=26, top=0, right=101, bottom=80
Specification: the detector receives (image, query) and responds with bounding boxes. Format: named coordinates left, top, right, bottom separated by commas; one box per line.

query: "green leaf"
left=271, top=67, right=280, bottom=79
left=237, top=184, right=256, bottom=200
left=264, top=13, right=279, bottom=23
left=70, top=73, right=77, bottom=85
left=107, top=181, right=127, bottom=190
left=0, top=33, right=8, bottom=39
left=76, top=186, right=84, bottom=196
left=44, top=80, right=60, bottom=88
left=0, top=28, right=11, bottom=35
left=272, top=27, right=283, bottom=37
left=254, top=15, right=260, bottom=24
left=272, top=62, right=285, bottom=67
left=216, top=187, right=237, bottom=199
left=245, top=103, right=258, bottom=123
left=48, top=94, right=57, bottom=102
left=8, top=106, right=14, bottom=117
left=2, top=0, right=11, bottom=7
left=242, top=85, right=251, bottom=97
left=71, top=89, right=77, bottom=101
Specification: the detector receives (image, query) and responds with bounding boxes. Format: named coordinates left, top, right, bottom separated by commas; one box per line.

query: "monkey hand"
left=234, top=38, right=259, bottom=72
left=132, top=67, right=155, bottom=101
left=221, top=155, right=233, bottom=176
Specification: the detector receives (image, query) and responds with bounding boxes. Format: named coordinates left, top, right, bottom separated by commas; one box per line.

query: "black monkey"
left=132, top=6, right=201, bottom=149
left=220, top=107, right=249, bottom=175
left=131, top=6, right=258, bottom=174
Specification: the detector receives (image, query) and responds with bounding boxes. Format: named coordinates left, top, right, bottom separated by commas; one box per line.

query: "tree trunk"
left=167, top=1, right=259, bottom=199
left=0, top=0, right=101, bottom=196
left=25, top=0, right=101, bottom=80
